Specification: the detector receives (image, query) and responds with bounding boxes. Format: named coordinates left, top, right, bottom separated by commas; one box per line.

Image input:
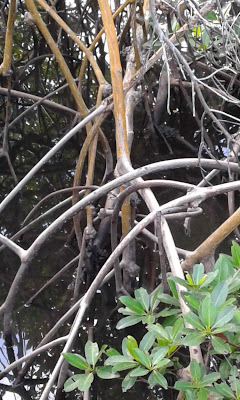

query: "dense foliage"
left=63, top=242, right=240, bottom=399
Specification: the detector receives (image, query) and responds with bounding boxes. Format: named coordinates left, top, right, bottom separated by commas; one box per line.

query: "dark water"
left=0, top=99, right=238, bottom=400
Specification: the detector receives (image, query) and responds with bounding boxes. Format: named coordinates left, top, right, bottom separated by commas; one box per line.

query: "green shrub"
left=63, top=241, right=240, bottom=399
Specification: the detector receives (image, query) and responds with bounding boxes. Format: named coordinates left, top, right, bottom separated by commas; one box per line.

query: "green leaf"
left=199, top=296, right=217, bottom=328
left=141, top=314, right=155, bottom=325
left=147, top=324, right=170, bottom=341
left=116, top=315, right=143, bottom=329
left=190, top=359, right=202, bottom=383
left=122, top=372, right=137, bottom=392
left=152, top=370, right=168, bottom=389
left=168, top=278, right=179, bottom=299
left=126, top=336, right=138, bottom=357
left=85, top=341, right=99, bottom=367
left=96, top=366, right=119, bottom=379
left=211, top=281, right=228, bottom=308
left=228, top=269, right=240, bottom=293
left=231, top=241, right=240, bottom=266
left=139, top=332, right=155, bottom=351
left=212, top=324, right=236, bottom=334
left=148, top=370, right=167, bottom=389
left=183, top=331, right=206, bottom=346
left=211, top=336, right=231, bottom=354
left=197, top=388, right=207, bottom=400
left=62, top=353, right=90, bottom=371
left=192, top=264, right=204, bottom=284
left=148, top=370, right=157, bottom=388
left=150, top=287, right=162, bottom=311
left=77, top=373, right=94, bottom=391
left=168, top=345, right=178, bottom=356
left=184, top=312, right=205, bottom=330
left=122, top=337, right=131, bottom=357
left=168, top=276, right=189, bottom=289
left=162, top=315, right=179, bottom=330
left=202, top=30, right=210, bottom=49
left=213, top=255, right=234, bottom=283
left=157, top=292, right=179, bottom=307
left=186, top=389, right=196, bottom=400
left=172, top=317, right=184, bottom=339
left=96, top=344, right=107, bottom=362
left=206, top=386, right=224, bottom=398
left=119, top=296, right=145, bottom=314
left=152, top=347, right=169, bottom=366
left=218, top=298, right=236, bottom=312
left=206, top=11, right=217, bottom=20
left=235, top=309, right=240, bottom=324
left=129, top=366, right=149, bottom=377
left=212, top=306, right=235, bottom=329
left=214, top=383, right=235, bottom=398
left=200, top=270, right=219, bottom=288
left=153, top=358, right=170, bottom=370
left=106, top=348, right=120, bottom=357
left=174, top=381, right=193, bottom=391
left=229, top=373, right=239, bottom=394
left=186, top=273, right=194, bottom=285
left=183, top=294, right=200, bottom=312
left=201, top=372, right=220, bottom=385
left=135, top=288, right=150, bottom=312
left=193, top=26, right=201, bottom=37
left=219, top=359, right=231, bottom=380
left=64, top=375, right=84, bottom=392
left=230, top=365, right=238, bottom=377
left=105, top=355, right=133, bottom=366
left=157, top=308, right=180, bottom=318
left=118, top=307, right=139, bottom=316
left=112, top=362, right=138, bottom=372
left=132, top=348, right=151, bottom=369
left=234, top=380, right=240, bottom=397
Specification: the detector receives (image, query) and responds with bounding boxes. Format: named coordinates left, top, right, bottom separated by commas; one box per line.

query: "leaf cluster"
left=63, top=242, right=240, bottom=399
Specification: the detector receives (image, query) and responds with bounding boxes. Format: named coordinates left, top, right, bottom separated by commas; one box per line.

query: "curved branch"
left=0, top=234, right=26, bottom=260
left=0, top=104, right=106, bottom=213
left=0, top=87, right=78, bottom=116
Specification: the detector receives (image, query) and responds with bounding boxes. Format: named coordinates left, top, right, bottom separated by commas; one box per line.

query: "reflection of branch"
left=0, top=336, right=67, bottom=380
left=8, top=80, right=79, bottom=130
left=21, top=256, right=80, bottom=308
left=1, top=78, right=19, bottom=187
left=0, top=87, right=78, bottom=116
left=72, top=114, right=106, bottom=249
left=25, top=0, right=88, bottom=118
left=35, top=0, right=108, bottom=93
left=0, top=104, right=105, bottom=213
left=22, top=185, right=99, bottom=227
left=39, top=179, right=240, bottom=399
left=1, top=160, right=240, bottom=395
left=1, top=159, right=240, bottom=290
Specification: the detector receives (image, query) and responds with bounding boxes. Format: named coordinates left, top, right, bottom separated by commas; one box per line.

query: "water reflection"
left=0, top=102, right=237, bottom=399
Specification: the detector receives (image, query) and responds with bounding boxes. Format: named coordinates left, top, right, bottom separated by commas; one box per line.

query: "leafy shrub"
left=63, top=241, right=240, bottom=399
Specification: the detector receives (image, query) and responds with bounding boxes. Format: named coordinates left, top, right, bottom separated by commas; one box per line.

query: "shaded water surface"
left=0, top=105, right=237, bottom=400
